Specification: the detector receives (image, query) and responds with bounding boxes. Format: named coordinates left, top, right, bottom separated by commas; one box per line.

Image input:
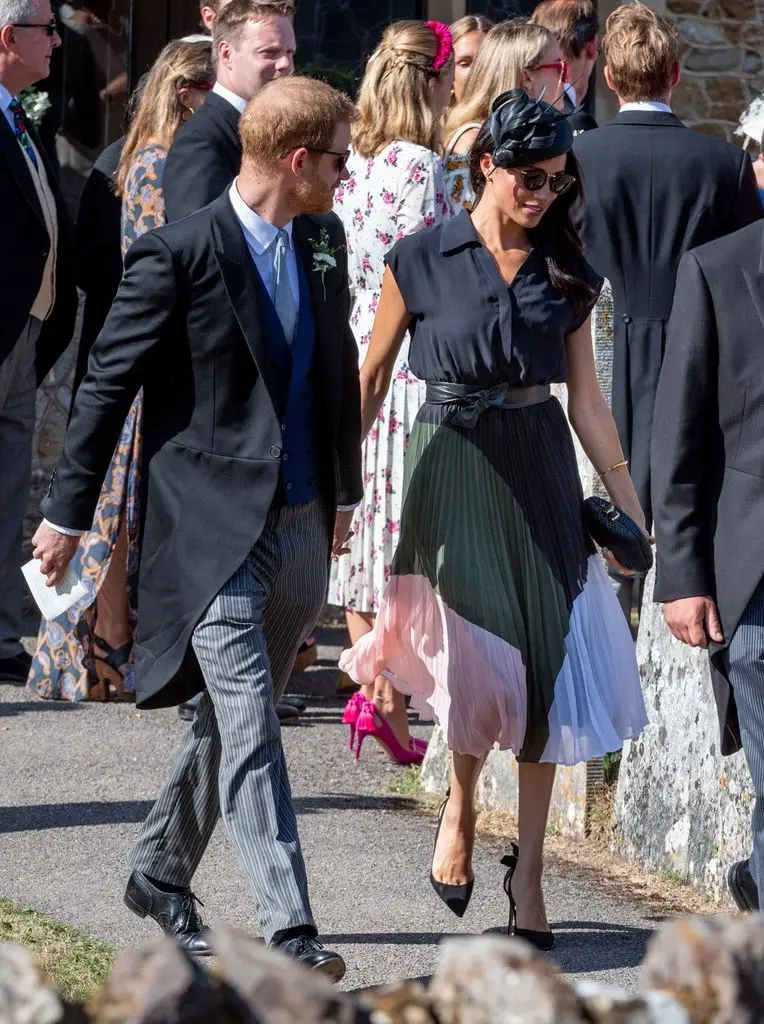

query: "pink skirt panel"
left=338, top=573, right=528, bottom=757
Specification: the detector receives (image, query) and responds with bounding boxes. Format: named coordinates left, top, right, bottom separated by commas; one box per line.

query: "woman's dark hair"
left=469, top=119, right=596, bottom=310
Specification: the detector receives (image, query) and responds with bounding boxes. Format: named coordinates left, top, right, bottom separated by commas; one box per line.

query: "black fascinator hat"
left=487, top=88, right=574, bottom=167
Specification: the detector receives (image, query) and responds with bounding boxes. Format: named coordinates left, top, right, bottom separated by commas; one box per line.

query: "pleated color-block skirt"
left=339, top=395, right=648, bottom=765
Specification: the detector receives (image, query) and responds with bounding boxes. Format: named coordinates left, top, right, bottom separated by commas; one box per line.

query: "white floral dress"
left=328, top=140, right=452, bottom=613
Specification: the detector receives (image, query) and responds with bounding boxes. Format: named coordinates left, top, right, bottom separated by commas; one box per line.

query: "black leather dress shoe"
left=124, top=871, right=214, bottom=956
left=277, top=702, right=301, bottom=723
left=728, top=859, right=760, bottom=912
left=0, top=650, right=32, bottom=684
left=272, top=935, right=346, bottom=981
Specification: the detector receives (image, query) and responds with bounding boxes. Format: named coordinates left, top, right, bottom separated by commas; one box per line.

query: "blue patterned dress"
left=27, top=144, right=167, bottom=701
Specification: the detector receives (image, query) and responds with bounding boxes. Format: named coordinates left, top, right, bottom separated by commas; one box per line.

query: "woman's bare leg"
left=431, top=752, right=488, bottom=885
left=512, top=762, right=556, bottom=932
left=93, top=521, right=130, bottom=651
left=346, top=609, right=412, bottom=747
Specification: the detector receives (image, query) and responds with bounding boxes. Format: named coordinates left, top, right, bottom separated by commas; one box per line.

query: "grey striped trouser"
left=130, top=498, right=328, bottom=943
left=728, top=577, right=764, bottom=902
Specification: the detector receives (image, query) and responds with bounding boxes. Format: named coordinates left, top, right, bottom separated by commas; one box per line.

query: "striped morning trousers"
left=130, top=499, right=328, bottom=942
left=728, top=577, right=764, bottom=904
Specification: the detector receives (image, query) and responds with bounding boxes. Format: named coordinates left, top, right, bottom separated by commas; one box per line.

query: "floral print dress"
left=328, top=140, right=451, bottom=614
left=27, top=144, right=167, bottom=701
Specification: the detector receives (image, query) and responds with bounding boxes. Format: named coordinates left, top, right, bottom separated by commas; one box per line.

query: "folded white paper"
left=21, top=559, right=90, bottom=621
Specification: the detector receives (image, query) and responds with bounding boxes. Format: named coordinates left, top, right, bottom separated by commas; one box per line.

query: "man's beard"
left=288, top=177, right=335, bottom=215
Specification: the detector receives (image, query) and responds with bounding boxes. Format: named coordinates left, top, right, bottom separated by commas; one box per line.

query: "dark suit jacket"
left=72, top=136, right=124, bottom=399
left=652, top=220, right=764, bottom=755
left=563, top=94, right=598, bottom=135
left=163, top=91, right=242, bottom=222
left=574, top=111, right=763, bottom=526
left=0, top=109, right=77, bottom=381
left=42, top=194, right=363, bottom=708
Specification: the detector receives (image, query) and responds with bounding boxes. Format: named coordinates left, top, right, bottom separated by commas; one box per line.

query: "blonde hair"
left=240, top=76, right=357, bottom=172
left=604, top=2, right=679, bottom=102
left=450, top=14, right=494, bottom=48
left=116, top=39, right=214, bottom=196
left=444, top=20, right=552, bottom=143
left=353, top=20, right=455, bottom=159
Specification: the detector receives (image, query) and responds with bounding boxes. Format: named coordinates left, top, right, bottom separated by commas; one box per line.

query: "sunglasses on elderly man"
left=509, top=165, right=577, bottom=195
left=12, top=20, right=58, bottom=37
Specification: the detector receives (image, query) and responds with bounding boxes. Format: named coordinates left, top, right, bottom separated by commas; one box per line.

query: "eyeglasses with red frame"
left=532, top=59, right=569, bottom=82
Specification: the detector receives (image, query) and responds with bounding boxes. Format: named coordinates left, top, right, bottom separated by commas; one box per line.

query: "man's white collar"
left=619, top=101, right=672, bottom=114
left=228, top=179, right=293, bottom=254
left=212, top=81, right=247, bottom=115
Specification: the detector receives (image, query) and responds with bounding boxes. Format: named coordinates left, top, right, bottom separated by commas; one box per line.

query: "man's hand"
left=32, top=523, right=80, bottom=587
left=664, top=596, right=724, bottom=649
left=331, top=509, right=355, bottom=559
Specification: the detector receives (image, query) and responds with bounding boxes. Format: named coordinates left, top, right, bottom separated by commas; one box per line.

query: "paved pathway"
left=0, top=626, right=658, bottom=992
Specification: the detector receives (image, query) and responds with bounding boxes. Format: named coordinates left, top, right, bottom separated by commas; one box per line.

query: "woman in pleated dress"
left=329, top=20, right=454, bottom=762
left=340, top=91, right=647, bottom=947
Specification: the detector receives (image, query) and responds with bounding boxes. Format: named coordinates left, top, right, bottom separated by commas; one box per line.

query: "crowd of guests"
left=3, top=0, right=764, bottom=981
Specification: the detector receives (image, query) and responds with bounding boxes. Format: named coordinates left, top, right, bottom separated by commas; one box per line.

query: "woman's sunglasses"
left=511, top=166, right=576, bottom=195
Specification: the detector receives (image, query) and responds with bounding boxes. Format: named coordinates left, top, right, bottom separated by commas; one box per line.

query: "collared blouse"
left=385, top=209, right=603, bottom=387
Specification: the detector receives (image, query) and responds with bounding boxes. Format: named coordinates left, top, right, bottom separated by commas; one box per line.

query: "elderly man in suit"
left=573, top=2, right=762, bottom=626
left=652, top=218, right=764, bottom=914
left=163, top=0, right=294, bottom=223
left=0, top=0, right=76, bottom=684
left=32, top=75, right=360, bottom=978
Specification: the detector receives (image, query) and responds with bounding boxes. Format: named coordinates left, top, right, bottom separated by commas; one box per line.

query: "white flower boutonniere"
left=311, top=228, right=342, bottom=299
left=20, top=87, right=52, bottom=127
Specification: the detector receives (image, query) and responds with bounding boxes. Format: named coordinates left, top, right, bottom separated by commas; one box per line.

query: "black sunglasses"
left=510, top=165, right=576, bottom=195
left=12, top=20, right=58, bottom=37
left=306, top=147, right=350, bottom=172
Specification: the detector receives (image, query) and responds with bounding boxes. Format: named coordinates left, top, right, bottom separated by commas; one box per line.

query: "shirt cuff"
left=42, top=518, right=86, bottom=537
left=336, top=503, right=361, bottom=513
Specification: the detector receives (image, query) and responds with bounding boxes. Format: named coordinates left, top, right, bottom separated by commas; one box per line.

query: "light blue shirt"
left=228, top=179, right=300, bottom=309
left=0, top=82, right=17, bottom=132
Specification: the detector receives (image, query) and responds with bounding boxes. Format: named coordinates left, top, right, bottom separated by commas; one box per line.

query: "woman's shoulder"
left=375, top=140, right=443, bottom=174
left=126, top=143, right=168, bottom=189
left=445, top=121, right=482, bottom=156
left=388, top=216, right=447, bottom=262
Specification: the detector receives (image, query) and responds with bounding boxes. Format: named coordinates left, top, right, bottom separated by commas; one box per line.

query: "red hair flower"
left=426, top=20, right=453, bottom=72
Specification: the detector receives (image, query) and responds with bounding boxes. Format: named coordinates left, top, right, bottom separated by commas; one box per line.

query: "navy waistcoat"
left=253, top=255, right=319, bottom=506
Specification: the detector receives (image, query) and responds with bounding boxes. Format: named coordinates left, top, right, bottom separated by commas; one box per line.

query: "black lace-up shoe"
left=124, top=871, right=213, bottom=956
left=272, top=934, right=346, bottom=982
left=728, top=859, right=760, bottom=912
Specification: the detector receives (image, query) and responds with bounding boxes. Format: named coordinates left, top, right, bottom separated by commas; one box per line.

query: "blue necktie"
left=8, top=98, right=38, bottom=169
left=271, top=229, right=297, bottom=342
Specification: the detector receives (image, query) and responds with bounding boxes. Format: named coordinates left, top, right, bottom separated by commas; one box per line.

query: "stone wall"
left=614, top=575, right=754, bottom=904
left=663, top=0, right=763, bottom=142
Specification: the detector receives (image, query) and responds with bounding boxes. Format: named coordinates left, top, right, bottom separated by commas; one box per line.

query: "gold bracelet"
left=598, top=459, right=629, bottom=480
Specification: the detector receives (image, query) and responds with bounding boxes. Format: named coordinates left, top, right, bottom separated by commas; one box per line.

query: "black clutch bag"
left=583, top=496, right=653, bottom=575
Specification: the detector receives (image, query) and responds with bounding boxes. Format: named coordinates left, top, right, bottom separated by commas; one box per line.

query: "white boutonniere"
left=20, top=87, right=52, bottom=127
left=311, top=228, right=342, bottom=299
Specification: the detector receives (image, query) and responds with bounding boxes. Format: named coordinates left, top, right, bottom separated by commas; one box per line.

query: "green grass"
left=385, top=766, right=425, bottom=797
left=0, top=898, right=116, bottom=1004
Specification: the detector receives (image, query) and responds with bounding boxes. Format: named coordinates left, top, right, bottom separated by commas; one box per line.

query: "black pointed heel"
left=501, top=843, right=555, bottom=951
left=429, top=790, right=474, bottom=918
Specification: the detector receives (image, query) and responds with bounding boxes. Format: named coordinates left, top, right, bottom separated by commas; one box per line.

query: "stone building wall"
left=668, top=0, right=764, bottom=142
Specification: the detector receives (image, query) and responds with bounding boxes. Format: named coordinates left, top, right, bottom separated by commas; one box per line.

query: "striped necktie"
left=8, top=98, right=38, bottom=170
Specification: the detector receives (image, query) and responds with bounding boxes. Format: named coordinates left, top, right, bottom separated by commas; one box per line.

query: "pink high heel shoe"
left=355, top=699, right=425, bottom=765
left=342, top=691, right=366, bottom=750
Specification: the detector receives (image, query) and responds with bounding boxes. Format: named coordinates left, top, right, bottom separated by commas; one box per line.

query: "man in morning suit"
left=652, top=218, right=764, bottom=914
left=531, top=0, right=599, bottom=134
left=0, top=0, right=76, bottom=684
left=573, top=2, right=762, bottom=623
left=163, top=0, right=295, bottom=223
left=31, top=76, right=362, bottom=978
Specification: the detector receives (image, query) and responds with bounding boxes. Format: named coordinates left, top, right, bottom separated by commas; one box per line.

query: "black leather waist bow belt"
left=425, top=381, right=551, bottom=429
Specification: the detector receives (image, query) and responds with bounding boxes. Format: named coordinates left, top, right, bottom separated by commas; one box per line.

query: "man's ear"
left=289, top=146, right=310, bottom=176
left=584, top=37, right=598, bottom=62
left=0, top=24, right=16, bottom=49
left=604, top=64, right=617, bottom=94
left=669, top=60, right=681, bottom=90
